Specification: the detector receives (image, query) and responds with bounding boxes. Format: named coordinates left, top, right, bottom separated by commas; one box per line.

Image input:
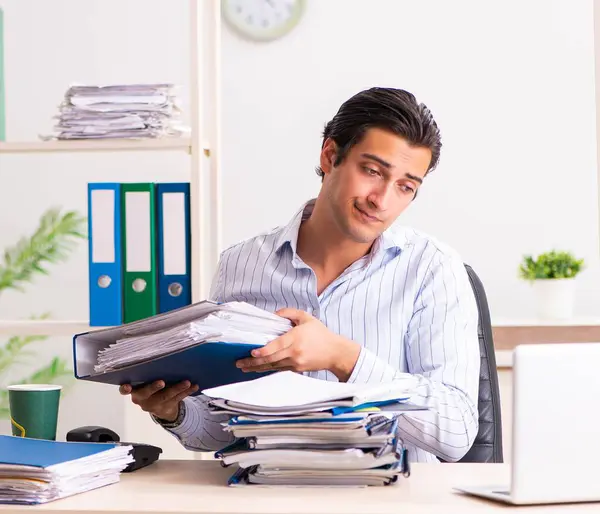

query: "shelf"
left=0, top=320, right=103, bottom=336
left=492, top=317, right=600, bottom=327
left=0, top=137, right=192, bottom=154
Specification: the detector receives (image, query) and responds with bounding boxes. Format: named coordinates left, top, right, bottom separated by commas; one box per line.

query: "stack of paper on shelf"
left=42, top=83, right=188, bottom=140
left=203, top=371, right=425, bottom=487
left=0, top=435, right=133, bottom=505
left=73, top=300, right=293, bottom=392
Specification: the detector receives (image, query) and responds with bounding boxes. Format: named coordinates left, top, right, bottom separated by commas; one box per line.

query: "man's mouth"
left=354, top=204, right=381, bottom=223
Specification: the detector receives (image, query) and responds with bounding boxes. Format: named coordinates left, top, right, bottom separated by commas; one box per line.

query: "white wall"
left=0, top=0, right=191, bottom=451
left=221, top=0, right=600, bottom=321
left=0, top=0, right=597, bottom=452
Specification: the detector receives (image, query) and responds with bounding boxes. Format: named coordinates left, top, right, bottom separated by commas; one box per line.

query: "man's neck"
left=296, top=200, right=373, bottom=279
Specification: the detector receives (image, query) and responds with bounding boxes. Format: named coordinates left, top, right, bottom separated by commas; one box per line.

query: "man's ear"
left=319, top=139, right=338, bottom=176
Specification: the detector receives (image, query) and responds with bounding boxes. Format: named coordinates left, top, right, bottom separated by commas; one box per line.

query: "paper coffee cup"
left=8, top=384, right=62, bottom=440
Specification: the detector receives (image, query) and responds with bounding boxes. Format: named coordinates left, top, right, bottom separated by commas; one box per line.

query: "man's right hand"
left=119, top=380, right=199, bottom=422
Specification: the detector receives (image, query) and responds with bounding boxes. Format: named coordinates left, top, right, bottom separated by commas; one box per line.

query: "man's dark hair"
left=316, top=87, right=442, bottom=180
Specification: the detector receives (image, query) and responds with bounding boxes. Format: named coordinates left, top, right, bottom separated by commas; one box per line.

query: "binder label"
left=162, top=192, right=187, bottom=275
left=125, top=192, right=151, bottom=272
left=91, top=189, right=115, bottom=263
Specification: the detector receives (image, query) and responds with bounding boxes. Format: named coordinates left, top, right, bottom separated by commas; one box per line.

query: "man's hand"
left=119, top=380, right=199, bottom=422
left=236, top=308, right=361, bottom=382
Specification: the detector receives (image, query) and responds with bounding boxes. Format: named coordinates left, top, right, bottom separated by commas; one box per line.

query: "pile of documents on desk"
left=0, top=435, right=133, bottom=505
left=41, top=83, right=188, bottom=140
left=203, top=371, right=424, bottom=487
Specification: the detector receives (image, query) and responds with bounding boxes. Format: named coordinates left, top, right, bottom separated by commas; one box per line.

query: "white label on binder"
left=125, top=192, right=151, bottom=272
left=162, top=193, right=186, bottom=275
left=91, top=189, right=115, bottom=263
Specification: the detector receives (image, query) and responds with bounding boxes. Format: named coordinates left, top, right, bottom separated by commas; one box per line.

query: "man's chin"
left=347, top=228, right=379, bottom=245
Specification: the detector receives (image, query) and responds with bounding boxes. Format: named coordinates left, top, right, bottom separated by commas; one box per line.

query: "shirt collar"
left=274, top=199, right=406, bottom=256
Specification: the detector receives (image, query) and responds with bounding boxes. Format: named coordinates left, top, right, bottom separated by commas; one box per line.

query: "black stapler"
left=66, top=425, right=162, bottom=472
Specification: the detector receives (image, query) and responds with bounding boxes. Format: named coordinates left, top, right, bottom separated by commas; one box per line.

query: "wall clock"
left=222, top=0, right=305, bottom=42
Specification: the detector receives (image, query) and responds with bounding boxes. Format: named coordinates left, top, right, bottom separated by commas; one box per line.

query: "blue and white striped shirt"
left=163, top=199, right=480, bottom=463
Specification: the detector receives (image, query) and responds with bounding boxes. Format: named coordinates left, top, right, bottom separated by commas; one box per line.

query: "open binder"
left=73, top=301, right=292, bottom=393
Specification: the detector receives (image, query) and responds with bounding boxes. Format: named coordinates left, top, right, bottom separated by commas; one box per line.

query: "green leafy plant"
left=518, top=250, right=584, bottom=282
left=0, top=207, right=86, bottom=418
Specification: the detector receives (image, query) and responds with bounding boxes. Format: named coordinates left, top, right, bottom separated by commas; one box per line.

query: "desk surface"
left=0, top=460, right=597, bottom=514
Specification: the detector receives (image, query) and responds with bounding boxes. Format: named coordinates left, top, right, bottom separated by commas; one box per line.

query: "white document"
left=202, top=370, right=417, bottom=409
left=222, top=447, right=398, bottom=470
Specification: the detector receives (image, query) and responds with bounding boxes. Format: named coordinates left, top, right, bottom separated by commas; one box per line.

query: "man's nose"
left=367, top=183, right=393, bottom=211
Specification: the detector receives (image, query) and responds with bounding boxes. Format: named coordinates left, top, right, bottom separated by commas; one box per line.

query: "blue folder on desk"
left=0, top=435, right=133, bottom=505
left=0, top=435, right=120, bottom=468
left=73, top=300, right=287, bottom=394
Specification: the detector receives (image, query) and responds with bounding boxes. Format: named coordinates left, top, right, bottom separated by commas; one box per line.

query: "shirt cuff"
left=153, top=398, right=200, bottom=440
left=346, top=346, right=378, bottom=384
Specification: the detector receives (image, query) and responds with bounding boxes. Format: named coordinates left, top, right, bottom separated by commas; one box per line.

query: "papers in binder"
left=73, top=301, right=293, bottom=392
left=92, top=301, right=292, bottom=373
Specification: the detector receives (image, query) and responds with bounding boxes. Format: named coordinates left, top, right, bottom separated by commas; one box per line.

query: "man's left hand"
left=235, top=308, right=360, bottom=382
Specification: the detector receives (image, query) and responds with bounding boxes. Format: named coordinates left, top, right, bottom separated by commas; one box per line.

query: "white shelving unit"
left=0, top=0, right=222, bottom=337
left=0, top=138, right=193, bottom=154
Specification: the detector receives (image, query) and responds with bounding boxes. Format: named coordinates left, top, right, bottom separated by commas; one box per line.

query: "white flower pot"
left=530, top=278, right=576, bottom=320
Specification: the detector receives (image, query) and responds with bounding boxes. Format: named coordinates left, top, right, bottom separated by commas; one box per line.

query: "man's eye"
left=363, top=166, right=380, bottom=176
left=399, top=184, right=415, bottom=194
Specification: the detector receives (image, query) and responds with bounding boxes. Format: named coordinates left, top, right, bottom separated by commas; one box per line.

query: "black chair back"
left=458, top=264, right=504, bottom=463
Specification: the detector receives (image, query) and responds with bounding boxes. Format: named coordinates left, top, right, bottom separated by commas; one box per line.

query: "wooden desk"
left=0, top=460, right=597, bottom=513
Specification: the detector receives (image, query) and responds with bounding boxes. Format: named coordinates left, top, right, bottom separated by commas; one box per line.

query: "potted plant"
left=518, top=250, right=584, bottom=319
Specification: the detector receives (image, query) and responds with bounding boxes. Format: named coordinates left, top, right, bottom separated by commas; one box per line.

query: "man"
left=120, top=87, right=481, bottom=463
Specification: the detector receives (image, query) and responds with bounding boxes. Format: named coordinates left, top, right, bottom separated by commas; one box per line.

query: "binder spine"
left=88, top=183, right=123, bottom=326
left=156, top=182, right=191, bottom=313
left=121, top=183, right=158, bottom=323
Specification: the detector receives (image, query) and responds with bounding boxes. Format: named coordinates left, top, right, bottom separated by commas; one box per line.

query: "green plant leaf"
left=518, top=250, right=584, bottom=281
left=0, top=207, right=86, bottom=294
left=0, top=334, right=49, bottom=376
left=24, top=357, right=72, bottom=385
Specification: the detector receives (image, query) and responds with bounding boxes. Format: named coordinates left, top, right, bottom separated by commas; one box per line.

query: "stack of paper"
left=74, top=300, right=293, bottom=393
left=0, top=435, right=133, bottom=505
left=93, top=301, right=292, bottom=373
left=42, top=83, right=188, bottom=140
left=203, top=372, right=424, bottom=487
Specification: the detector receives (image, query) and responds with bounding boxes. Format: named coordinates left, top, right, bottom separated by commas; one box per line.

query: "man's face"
left=319, top=127, right=432, bottom=244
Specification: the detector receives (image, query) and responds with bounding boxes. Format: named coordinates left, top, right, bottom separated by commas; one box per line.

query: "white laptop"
left=456, top=342, right=600, bottom=505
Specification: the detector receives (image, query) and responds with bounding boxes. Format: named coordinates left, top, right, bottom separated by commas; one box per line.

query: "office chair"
left=455, top=264, right=504, bottom=463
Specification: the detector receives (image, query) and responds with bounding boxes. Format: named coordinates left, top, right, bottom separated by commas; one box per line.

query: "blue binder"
left=72, top=300, right=276, bottom=394
left=73, top=339, right=271, bottom=394
left=156, top=183, right=191, bottom=313
left=87, top=183, right=123, bottom=326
